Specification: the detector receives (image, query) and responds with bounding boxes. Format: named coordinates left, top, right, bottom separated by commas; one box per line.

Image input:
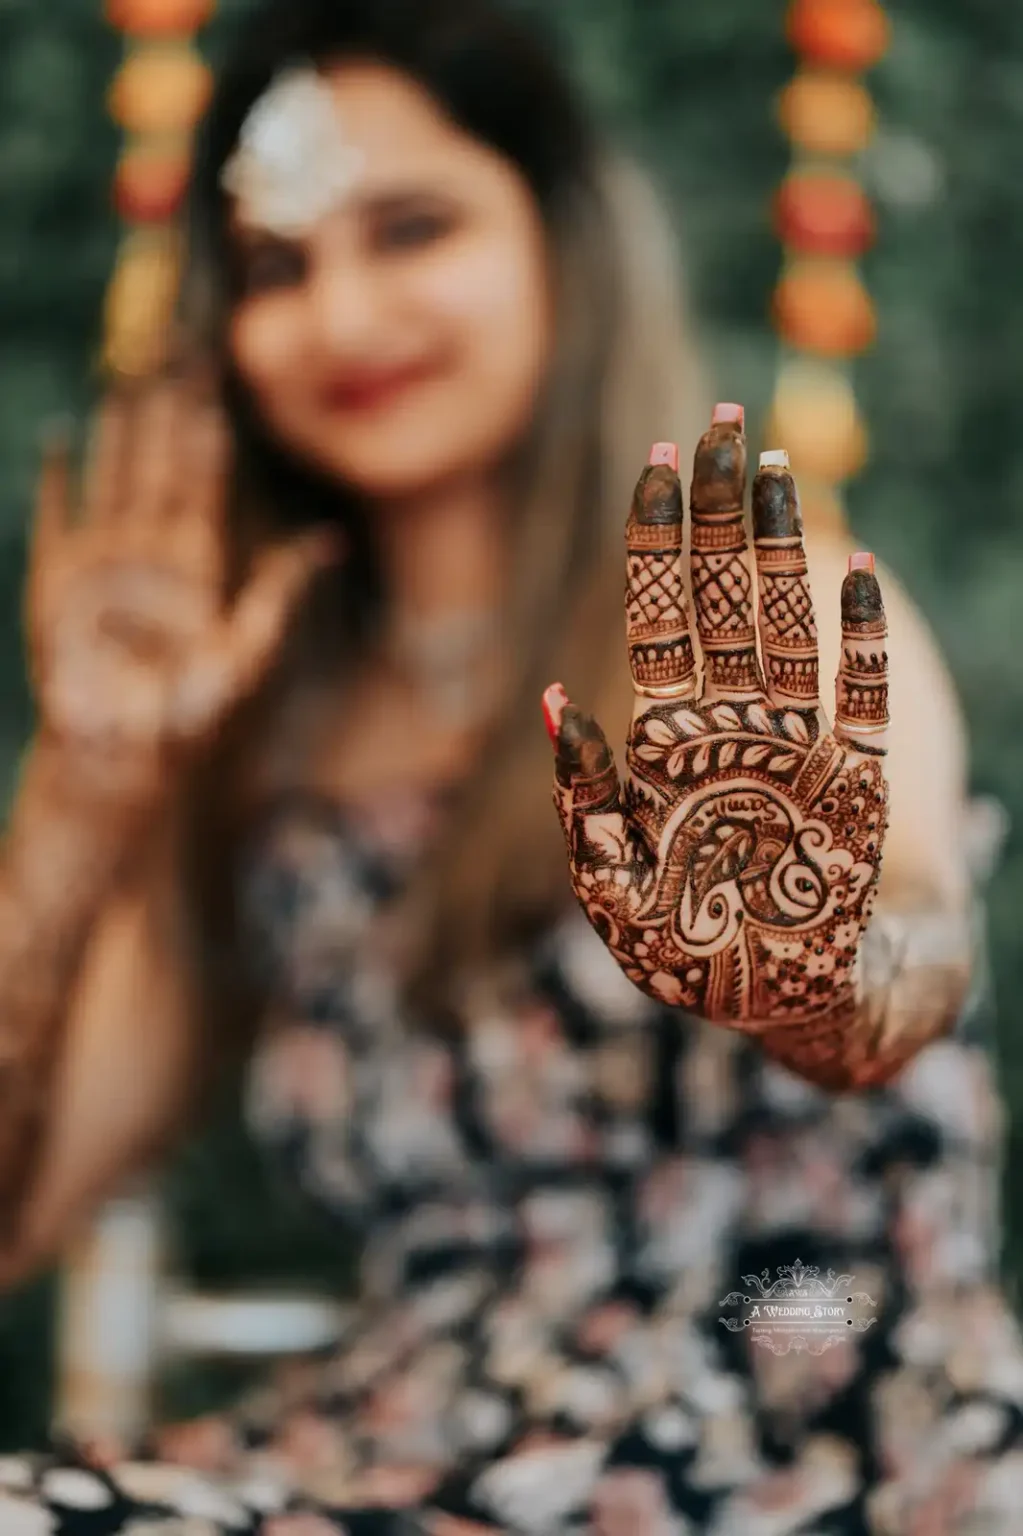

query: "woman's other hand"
left=544, top=404, right=889, bottom=1060
left=27, top=371, right=339, bottom=807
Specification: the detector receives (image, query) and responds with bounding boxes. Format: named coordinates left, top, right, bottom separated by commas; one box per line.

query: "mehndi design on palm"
left=544, top=405, right=890, bottom=1047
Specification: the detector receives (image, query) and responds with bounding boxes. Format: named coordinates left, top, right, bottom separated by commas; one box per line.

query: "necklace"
left=383, top=609, right=504, bottom=728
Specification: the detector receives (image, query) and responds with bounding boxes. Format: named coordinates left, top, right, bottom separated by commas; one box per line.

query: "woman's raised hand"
left=544, top=404, right=889, bottom=1034
left=26, top=373, right=338, bottom=801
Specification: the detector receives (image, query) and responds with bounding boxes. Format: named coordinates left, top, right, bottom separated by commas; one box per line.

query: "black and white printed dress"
left=12, top=792, right=1023, bottom=1536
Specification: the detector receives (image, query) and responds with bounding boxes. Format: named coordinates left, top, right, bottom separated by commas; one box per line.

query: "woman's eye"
left=237, top=242, right=308, bottom=294
left=374, top=207, right=455, bottom=253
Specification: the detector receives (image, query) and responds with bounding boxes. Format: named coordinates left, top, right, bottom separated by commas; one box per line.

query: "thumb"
left=543, top=682, right=623, bottom=809
left=226, top=527, right=344, bottom=690
left=172, top=530, right=343, bottom=736
left=543, top=683, right=656, bottom=908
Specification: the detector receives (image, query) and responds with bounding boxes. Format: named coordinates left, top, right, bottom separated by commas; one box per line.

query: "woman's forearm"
left=0, top=735, right=151, bottom=1238
left=741, top=901, right=973, bottom=1091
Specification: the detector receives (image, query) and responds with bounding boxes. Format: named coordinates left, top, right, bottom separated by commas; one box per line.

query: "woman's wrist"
left=736, top=903, right=973, bottom=1092
left=5, top=731, right=171, bottom=916
left=26, top=725, right=170, bottom=821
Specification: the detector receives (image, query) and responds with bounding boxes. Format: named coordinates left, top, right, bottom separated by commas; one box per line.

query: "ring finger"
left=751, top=448, right=821, bottom=710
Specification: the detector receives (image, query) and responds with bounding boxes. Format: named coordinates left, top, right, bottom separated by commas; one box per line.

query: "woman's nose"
left=307, top=255, right=384, bottom=358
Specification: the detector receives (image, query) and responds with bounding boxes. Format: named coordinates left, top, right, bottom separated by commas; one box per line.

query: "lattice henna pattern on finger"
left=626, top=545, right=696, bottom=691
left=758, top=557, right=820, bottom=704
left=750, top=456, right=821, bottom=709
left=626, top=463, right=697, bottom=696
left=690, top=548, right=754, bottom=638
left=690, top=516, right=760, bottom=694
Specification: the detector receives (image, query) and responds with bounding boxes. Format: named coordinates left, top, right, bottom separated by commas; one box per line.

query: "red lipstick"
left=319, top=358, right=438, bottom=413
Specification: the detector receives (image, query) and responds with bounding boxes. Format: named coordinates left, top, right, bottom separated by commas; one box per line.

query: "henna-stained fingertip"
left=542, top=682, right=569, bottom=745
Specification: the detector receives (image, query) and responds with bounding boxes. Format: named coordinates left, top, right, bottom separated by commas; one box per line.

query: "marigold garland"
left=102, top=0, right=214, bottom=377
left=768, top=0, right=890, bottom=523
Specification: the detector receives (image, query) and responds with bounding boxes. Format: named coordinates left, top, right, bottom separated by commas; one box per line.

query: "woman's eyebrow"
left=224, top=183, right=462, bottom=247
left=355, top=177, right=464, bottom=207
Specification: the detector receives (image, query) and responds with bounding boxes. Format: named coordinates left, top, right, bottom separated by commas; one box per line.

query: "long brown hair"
left=182, top=0, right=707, bottom=1024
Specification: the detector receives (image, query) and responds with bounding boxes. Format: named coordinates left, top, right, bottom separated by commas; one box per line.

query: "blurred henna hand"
left=27, top=371, right=339, bottom=806
left=544, top=404, right=909, bottom=1091
left=0, top=373, right=340, bottom=1245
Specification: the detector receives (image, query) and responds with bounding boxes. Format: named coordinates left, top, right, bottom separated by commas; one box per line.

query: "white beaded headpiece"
left=221, top=65, right=365, bottom=235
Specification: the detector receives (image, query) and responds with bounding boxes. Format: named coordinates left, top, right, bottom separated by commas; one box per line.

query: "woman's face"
left=227, top=62, right=553, bottom=499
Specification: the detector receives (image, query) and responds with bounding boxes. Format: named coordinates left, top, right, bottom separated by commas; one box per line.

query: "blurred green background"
left=0, top=0, right=1020, bottom=1447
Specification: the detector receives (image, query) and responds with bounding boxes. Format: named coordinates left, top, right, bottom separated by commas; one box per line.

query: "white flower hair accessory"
left=220, top=64, right=365, bottom=235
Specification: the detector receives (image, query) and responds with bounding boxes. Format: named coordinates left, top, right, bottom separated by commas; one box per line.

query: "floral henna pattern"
left=554, top=690, right=886, bottom=1035
left=544, top=410, right=921, bottom=1091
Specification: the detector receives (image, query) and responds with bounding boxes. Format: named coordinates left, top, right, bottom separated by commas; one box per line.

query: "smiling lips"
left=319, top=356, right=441, bottom=413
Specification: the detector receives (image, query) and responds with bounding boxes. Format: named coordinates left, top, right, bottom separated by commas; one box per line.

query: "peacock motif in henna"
left=543, top=405, right=910, bottom=1091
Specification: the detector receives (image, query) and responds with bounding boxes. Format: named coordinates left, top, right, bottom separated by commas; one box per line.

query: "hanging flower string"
left=768, top=0, right=890, bottom=530
left=102, top=0, right=215, bottom=378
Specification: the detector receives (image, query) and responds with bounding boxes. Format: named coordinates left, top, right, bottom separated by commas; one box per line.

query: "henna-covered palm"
left=544, top=406, right=889, bottom=1040
left=26, top=373, right=337, bottom=798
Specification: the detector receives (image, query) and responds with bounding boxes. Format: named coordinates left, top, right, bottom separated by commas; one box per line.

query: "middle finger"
left=161, top=394, right=232, bottom=585
left=689, top=403, right=763, bottom=702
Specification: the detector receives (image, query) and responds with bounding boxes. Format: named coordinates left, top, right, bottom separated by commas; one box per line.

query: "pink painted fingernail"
left=712, top=402, right=744, bottom=428
left=648, top=442, right=679, bottom=471
left=849, top=552, right=875, bottom=573
left=542, top=682, right=570, bottom=744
